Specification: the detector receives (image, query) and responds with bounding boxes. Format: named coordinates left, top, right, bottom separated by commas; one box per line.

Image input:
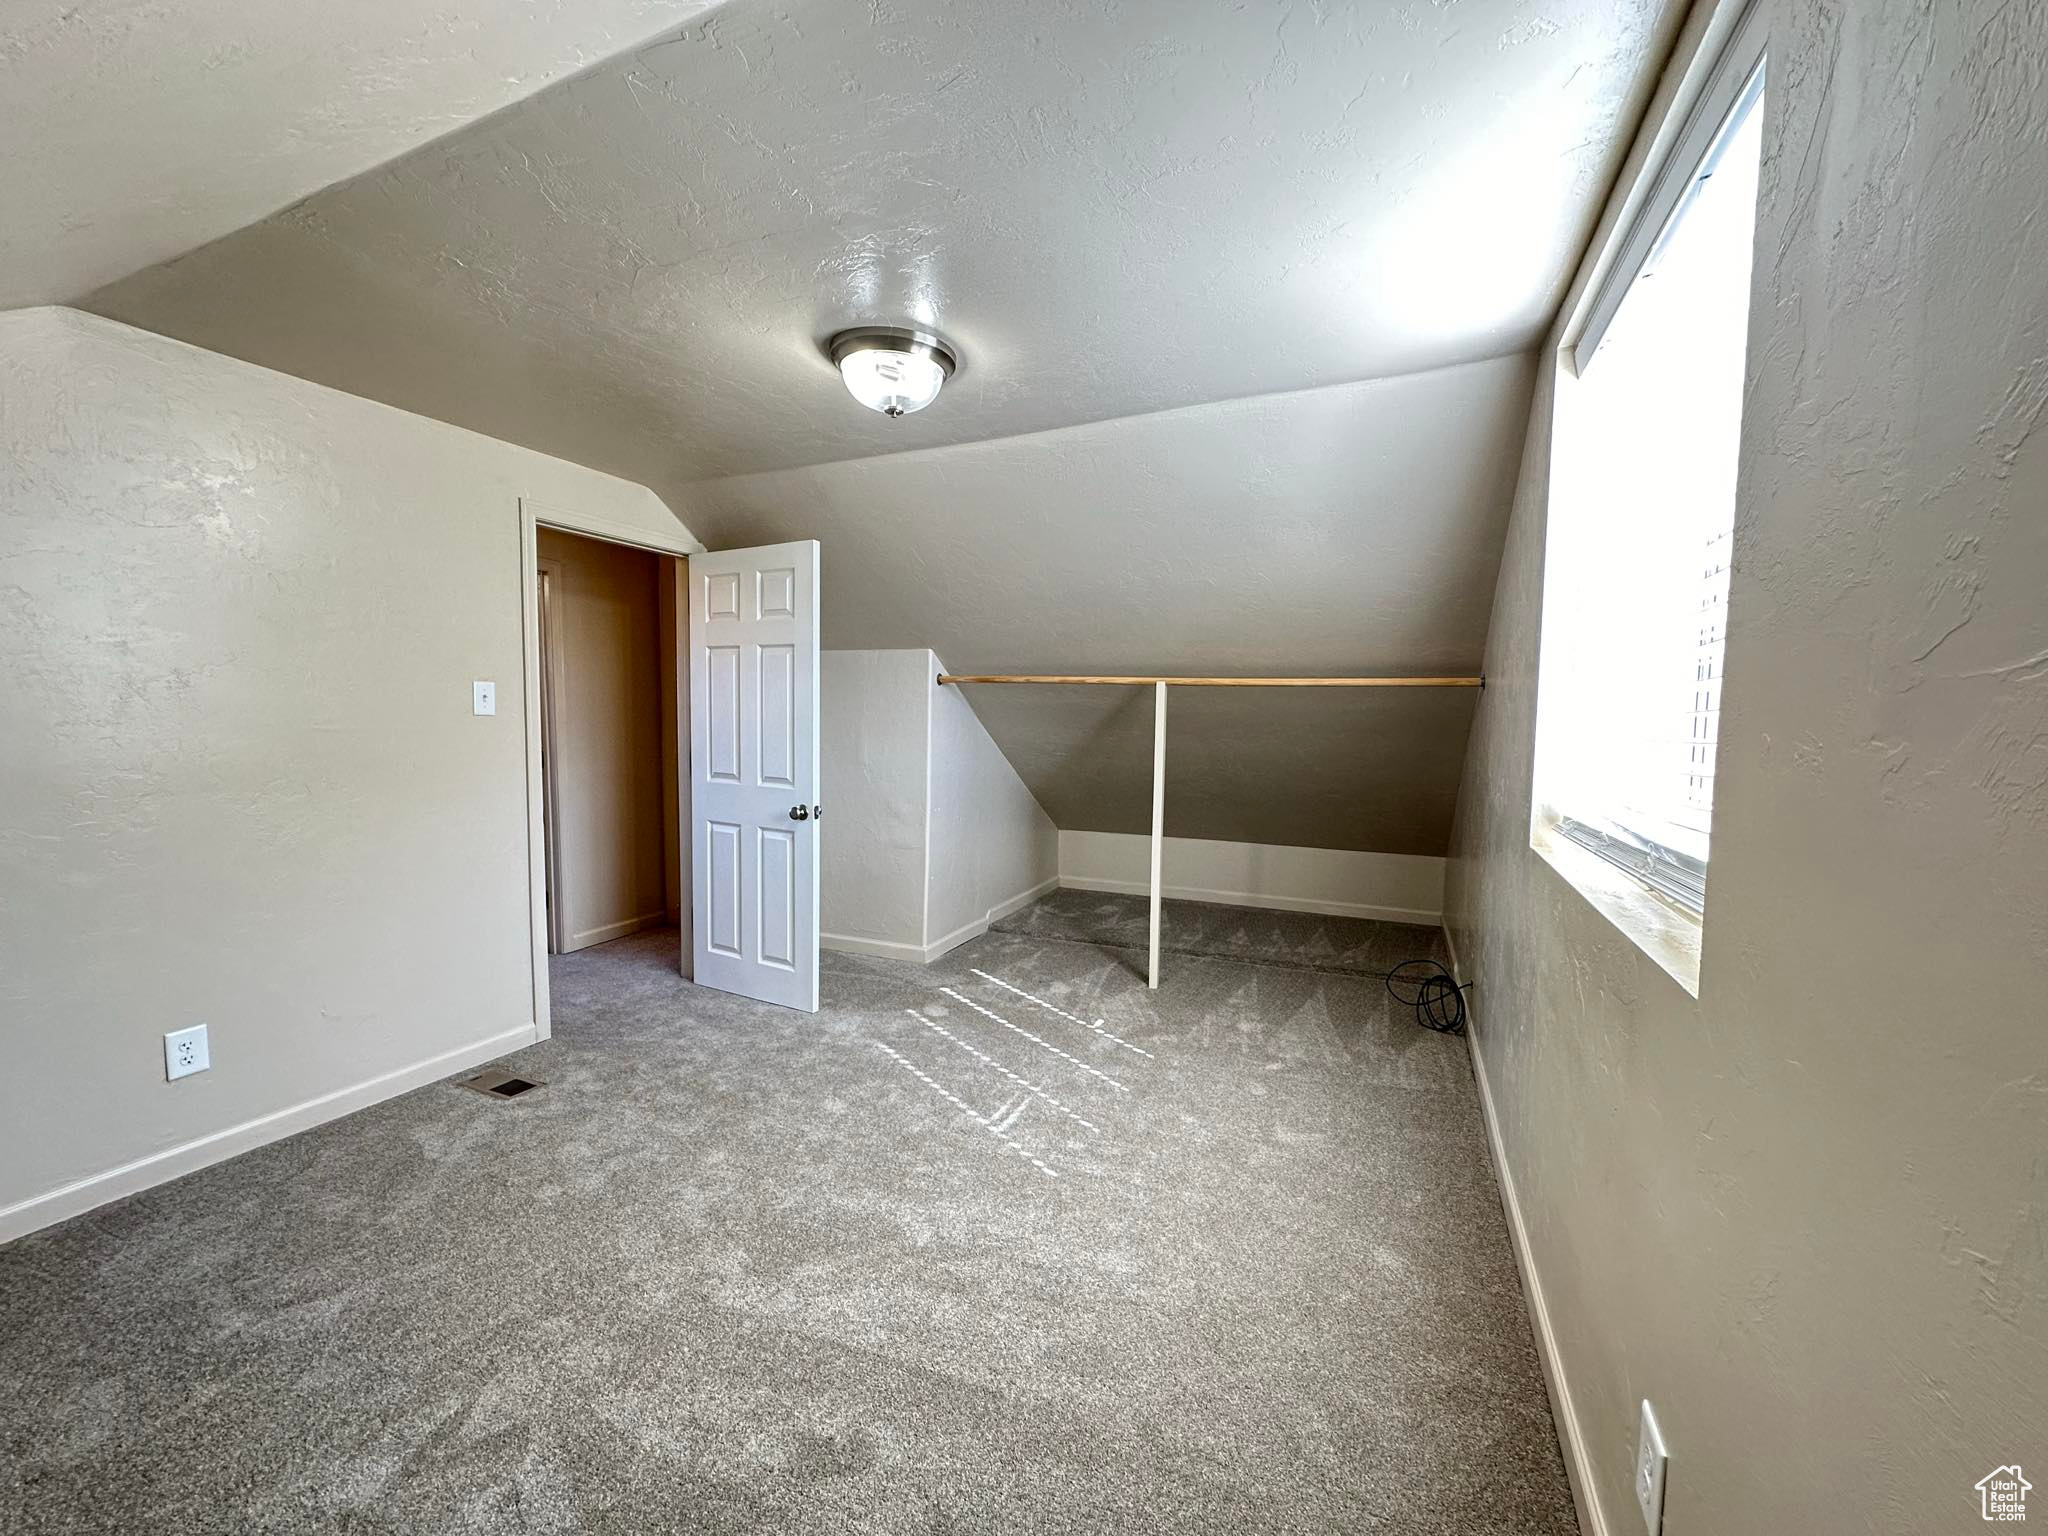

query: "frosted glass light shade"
left=839, top=348, right=945, bottom=416
left=828, top=328, right=958, bottom=418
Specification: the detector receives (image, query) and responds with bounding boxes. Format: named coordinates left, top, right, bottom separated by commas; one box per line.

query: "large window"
left=1533, top=9, right=1766, bottom=983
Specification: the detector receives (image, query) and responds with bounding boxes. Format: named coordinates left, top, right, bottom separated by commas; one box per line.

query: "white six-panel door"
left=688, top=541, right=820, bottom=1012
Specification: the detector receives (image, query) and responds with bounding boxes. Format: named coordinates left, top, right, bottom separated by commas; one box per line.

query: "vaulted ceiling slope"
left=681, top=353, right=1536, bottom=856
left=71, top=0, right=1683, bottom=857
left=84, top=0, right=1678, bottom=488
left=2, top=0, right=726, bottom=310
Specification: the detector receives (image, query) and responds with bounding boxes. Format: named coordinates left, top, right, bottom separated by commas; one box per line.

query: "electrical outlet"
left=164, top=1024, right=210, bottom=1081
left=1635, top=1399, right=1669, bottom=1535
left=472, top=680, right=496, bottom=716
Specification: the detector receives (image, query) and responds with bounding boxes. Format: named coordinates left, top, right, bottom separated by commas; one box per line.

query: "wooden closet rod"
left=936, top=673, right=1484, bottom=688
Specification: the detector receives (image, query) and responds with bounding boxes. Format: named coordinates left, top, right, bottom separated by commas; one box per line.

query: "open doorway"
left=534, top=526, right=687, bottom=958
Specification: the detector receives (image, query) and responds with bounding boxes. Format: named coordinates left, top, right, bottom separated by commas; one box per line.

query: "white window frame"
left=1531, top=0, right=1768, bottom=991
left=1572, top=1, right=1769, bottom=375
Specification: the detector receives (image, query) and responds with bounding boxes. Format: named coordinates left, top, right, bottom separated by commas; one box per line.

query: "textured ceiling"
left=87, top=0, right=1675, bottom=486
left=681, top=354, right=1536, bottom=854
left=63, top=0, right=1680, bottom=857
left=2, top=1, right=725, bottom=310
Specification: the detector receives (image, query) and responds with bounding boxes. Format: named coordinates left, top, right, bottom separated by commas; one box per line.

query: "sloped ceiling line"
left=2, top=0, right=732, bottom=309
left=83, top=0, right=1679, bottom=484
left=42, top=0, right=1683, bottom=854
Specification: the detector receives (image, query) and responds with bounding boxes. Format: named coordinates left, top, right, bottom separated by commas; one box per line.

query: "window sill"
left=1531, top=814, right=1702, bottom=996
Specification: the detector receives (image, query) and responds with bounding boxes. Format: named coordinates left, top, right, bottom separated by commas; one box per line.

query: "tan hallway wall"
left=1444, top=2, right=2048, bottom=1531
left=657, top=562, right=684, bottom=924
left=537, top=528, right=676, bottom=952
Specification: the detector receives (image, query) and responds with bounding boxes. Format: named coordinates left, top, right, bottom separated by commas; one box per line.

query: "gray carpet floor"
left=0, top=894, right=1574, bottom=1535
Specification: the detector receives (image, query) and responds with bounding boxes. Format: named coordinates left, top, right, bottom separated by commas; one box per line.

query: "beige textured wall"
left=1446, top=2, right=2048, bottom=1531
left=536, top=528, right=671, bottom=951
left=0, top=308, right=698, bottom=1232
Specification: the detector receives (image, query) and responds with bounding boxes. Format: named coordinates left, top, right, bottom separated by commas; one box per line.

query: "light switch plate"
left=472, top=680, right=496, bottom=716
left=165, top=1023, right=210, bottom=1081
left=1635, top=1399, right=1668, bottom=1535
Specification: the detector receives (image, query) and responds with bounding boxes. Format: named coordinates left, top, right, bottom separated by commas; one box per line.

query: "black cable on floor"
left=1385, top=960, right=1471, bottom=1036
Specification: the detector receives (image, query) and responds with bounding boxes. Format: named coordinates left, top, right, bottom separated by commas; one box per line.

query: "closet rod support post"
left=1149, top=680, right=1166, bottom=990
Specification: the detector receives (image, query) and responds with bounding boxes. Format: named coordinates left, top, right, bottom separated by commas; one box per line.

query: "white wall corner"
left=924, top=658, right=1060, bottom=951
left=827, top=873, right=1061, bottom=965
left=921, top=874, right=1061, bottom=963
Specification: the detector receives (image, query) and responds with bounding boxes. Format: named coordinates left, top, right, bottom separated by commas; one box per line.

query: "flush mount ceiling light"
left=828, top=327, right=958, bottom=418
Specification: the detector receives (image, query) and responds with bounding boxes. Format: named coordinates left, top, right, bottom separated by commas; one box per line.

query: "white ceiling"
left=86, top=0, right=1676, bottom=484
left=0, top=0, right=723, bottom=309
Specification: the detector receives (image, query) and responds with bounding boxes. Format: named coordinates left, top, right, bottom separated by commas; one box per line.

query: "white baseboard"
left=821, top=931, right=927, bottom=962
left=1057, top=831, right=1444, bottom=926
left=0, top=1023, right=538, bottom=1247
left=988, top=874, right=1061, bottom=924
left=822, top=875, right=1060, bottom=966
left=568, top=910, right=668, bottom=951
left=1448, top=933, right=1609, bottom=1536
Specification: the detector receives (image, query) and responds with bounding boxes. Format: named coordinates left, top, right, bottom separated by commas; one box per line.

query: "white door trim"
left=519, top=497, right=700, bottom=1040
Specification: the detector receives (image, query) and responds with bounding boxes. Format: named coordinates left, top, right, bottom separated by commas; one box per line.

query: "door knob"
left=789, top=805, right=810, bottom=821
